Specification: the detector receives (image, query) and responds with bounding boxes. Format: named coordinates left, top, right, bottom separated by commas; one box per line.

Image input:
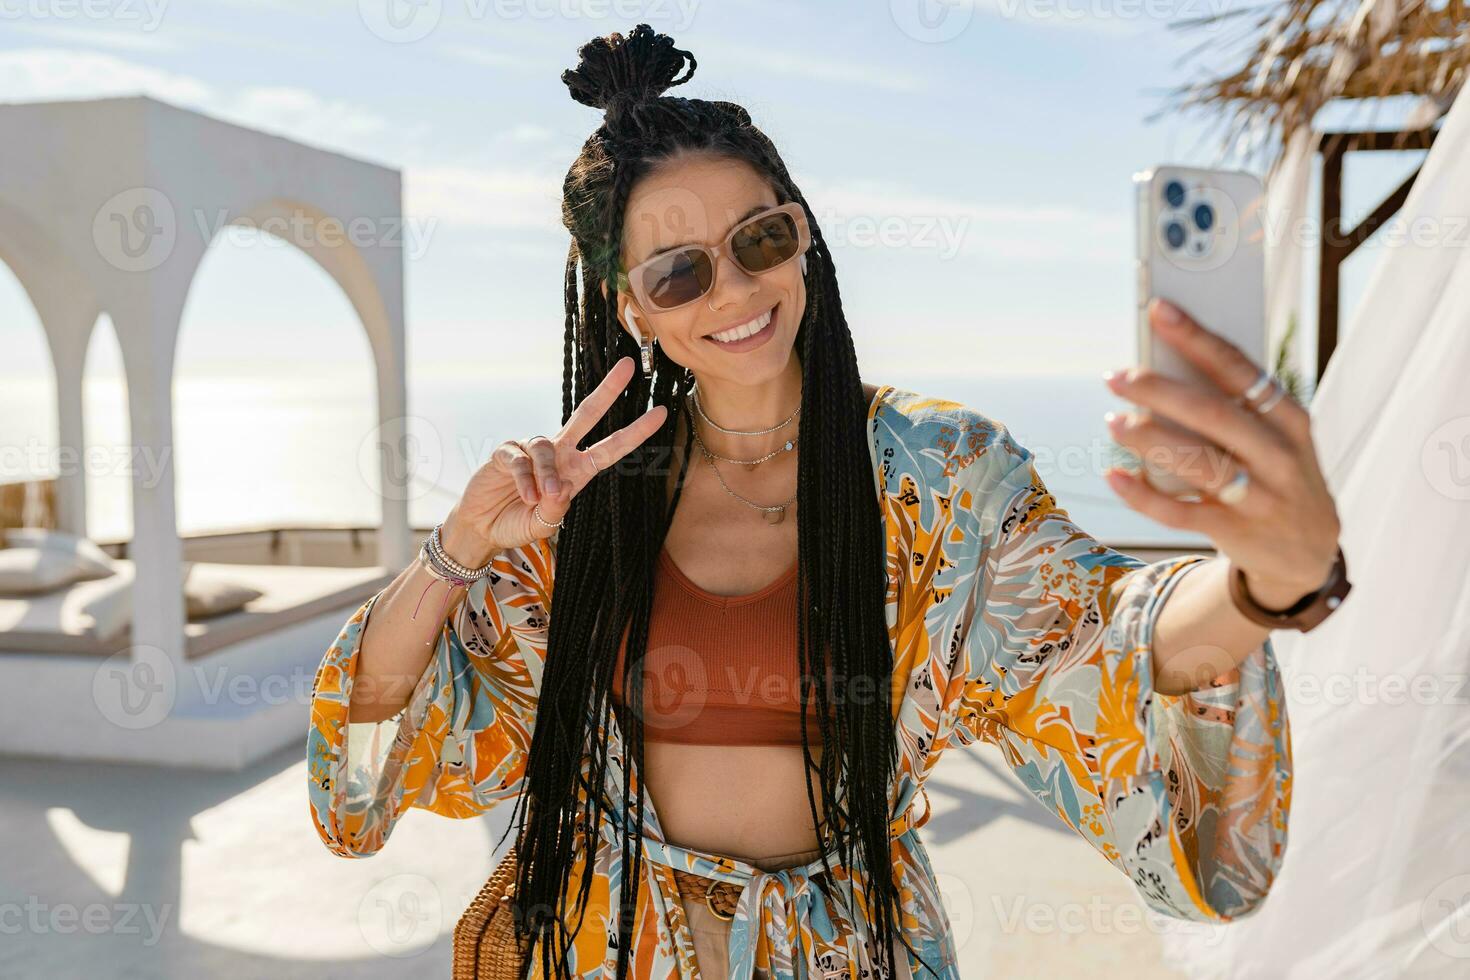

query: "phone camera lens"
left=1164, top=222, right=1186, bottom=249
left=1163, top=180, right=1186, bottom=208
left=1193, top=203, right=1214, bottom=231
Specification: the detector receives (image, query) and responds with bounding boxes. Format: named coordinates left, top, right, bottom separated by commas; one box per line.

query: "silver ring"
left=532, top=503, right=564, bottom=529
left=1215, top=468, right=1250, bottom=506
left=1251, top=385, right=1288, bottom=414
left=1238, top=368, right=1274, bottom=404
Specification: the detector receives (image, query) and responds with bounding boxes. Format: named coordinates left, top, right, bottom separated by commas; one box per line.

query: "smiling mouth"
left=703, top=303, right=778, bottom=345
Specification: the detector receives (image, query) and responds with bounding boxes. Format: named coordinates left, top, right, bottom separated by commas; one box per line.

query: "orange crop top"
left=610, top=547, right=833, bottom=747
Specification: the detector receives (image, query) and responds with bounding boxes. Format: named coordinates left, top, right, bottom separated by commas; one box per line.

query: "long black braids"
left=496, top=23, right=938, bottom=980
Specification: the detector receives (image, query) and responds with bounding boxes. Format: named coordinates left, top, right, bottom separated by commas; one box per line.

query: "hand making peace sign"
left=442, top=356, right=669, bottom=563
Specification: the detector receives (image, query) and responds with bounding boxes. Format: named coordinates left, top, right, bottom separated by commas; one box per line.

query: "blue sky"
left=0, top=1, right=1427, bottom=469
left=0, top=0, right=1426, bottom=384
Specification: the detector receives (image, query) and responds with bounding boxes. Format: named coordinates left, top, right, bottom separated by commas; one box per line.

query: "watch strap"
left=1228, top=545, right=1352, bottom=633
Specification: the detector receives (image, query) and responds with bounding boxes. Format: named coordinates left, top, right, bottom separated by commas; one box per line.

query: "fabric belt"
left=667, top=784, right=932, bottom=926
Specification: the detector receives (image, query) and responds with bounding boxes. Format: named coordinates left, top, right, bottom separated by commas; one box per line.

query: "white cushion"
left=77, top=561, right=265, bottom=641
left=2, top=527, right=117, bottom=567
left=77, top=570, right=133, bottom=642
left=0, top=540, right=117, bottom=597
left=183, top=564, right=265, bottom=619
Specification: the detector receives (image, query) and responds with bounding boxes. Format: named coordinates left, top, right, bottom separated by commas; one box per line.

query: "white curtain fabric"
left=1263, top=125, right=1315, bottom=380
left=1157, top=84, right=1470, bottom=978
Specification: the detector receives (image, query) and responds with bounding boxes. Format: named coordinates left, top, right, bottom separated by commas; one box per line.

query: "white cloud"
left=7, top=23, right=179, bottom=52
left=228, top=85, right=396, bottom=150
left=0, top=48, right=433, bottom=167
left=396, top=164, right=1128, bottom=262
left=506, top=123, right=554, bottom=143
left=441, top=43, right=547, bottom=71
left=406, top=165, right=564, bottom=229
left=803, top=176, right=1128, bottom=263
left=696, top=41, right=931, bottom=94
left=973, top=0, right=1161, bottom=37
left=442, top=32, right=928, bottom=95
left=0, top=47, right=212, bottom=103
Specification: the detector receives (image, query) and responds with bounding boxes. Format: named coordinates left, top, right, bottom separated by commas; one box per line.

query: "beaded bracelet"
left=411, top=522, right=496, bottom=623
left=431, top=522, right=494, bottom=577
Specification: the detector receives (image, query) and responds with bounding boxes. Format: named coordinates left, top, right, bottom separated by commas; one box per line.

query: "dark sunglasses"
left=614, top=202, right=812, bottom=313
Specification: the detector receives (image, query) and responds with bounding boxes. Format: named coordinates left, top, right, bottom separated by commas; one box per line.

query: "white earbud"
left=799, top=253, right=808, bottom=275
left=626, top=307, right=642, bottom=343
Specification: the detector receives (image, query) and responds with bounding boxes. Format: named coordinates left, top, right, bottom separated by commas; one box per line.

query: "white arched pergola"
left=0, top=94, right=411, bottom=679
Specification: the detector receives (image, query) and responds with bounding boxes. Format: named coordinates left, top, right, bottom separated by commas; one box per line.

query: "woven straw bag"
left=452, top=845, right=534, bottom=979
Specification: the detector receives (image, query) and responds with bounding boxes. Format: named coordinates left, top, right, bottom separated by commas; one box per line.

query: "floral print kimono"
left=307, top=384, right=1293, bottom=979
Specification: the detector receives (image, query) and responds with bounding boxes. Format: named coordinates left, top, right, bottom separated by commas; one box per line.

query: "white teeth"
left=708, top=307, right=773, bottom=344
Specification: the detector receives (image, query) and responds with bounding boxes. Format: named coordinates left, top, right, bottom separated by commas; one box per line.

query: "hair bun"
left=561, top=23, right=696, bottom=117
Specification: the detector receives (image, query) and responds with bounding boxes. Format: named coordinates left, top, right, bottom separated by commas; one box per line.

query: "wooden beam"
left=1344, top=165, right=1425, bottom=253
left=1317, top=129, right=1440, bottom=154
left=1319, top=142, right=1346, bottom=382
left=1314, top=127, right=1440, bottom=381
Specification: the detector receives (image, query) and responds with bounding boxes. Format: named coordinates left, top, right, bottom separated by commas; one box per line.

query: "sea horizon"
left=1, top=367, right=1209, bottom=551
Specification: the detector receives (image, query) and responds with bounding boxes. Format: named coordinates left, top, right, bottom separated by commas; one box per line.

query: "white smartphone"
left=1132, top=164, right=1268, bottom=497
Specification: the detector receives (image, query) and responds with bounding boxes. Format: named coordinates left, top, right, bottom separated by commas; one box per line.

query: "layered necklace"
left=686, top=380, right=800, bottom=525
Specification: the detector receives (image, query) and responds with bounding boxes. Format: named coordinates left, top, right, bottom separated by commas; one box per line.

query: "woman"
left=307, top=24, right=1344, bottom=980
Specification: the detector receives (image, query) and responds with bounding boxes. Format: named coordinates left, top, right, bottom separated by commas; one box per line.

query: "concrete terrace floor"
left=0, top=735, right=1200, bottom=978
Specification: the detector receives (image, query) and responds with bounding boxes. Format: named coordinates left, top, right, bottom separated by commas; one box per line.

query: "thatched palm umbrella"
left=1155, top=0, right=1468, bottom=173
